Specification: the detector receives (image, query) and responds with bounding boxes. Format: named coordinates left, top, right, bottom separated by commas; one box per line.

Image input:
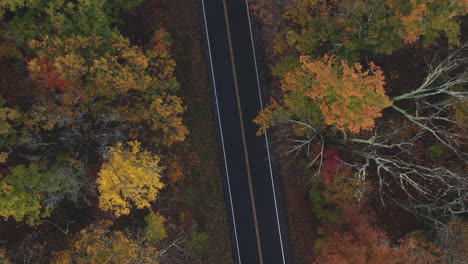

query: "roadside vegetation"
left=0, top=0, right=232, bottom=263
left=251, top=0, right=467, bottom=263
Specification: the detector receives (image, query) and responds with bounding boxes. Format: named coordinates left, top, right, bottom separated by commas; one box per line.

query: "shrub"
left=143, top=211, right=167, bottom=243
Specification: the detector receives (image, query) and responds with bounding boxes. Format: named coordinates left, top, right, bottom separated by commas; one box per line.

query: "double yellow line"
left=222, top=0, right=264, bottom=263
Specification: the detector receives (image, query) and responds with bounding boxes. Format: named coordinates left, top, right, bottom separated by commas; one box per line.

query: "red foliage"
left=28, top=58, right=84, bottom=106
left=315, top=204, right=445, bottom=264
left=30, top=58, right=69, bottom=94
left=321, top=147, right=345, bottom=183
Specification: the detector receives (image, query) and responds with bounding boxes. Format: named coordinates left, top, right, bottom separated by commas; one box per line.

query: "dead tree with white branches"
left=282, top=43, right=468, bottom=225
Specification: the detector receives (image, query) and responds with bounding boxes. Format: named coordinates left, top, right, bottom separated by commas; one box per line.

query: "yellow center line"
left=222, top=0, right=264, bottom=263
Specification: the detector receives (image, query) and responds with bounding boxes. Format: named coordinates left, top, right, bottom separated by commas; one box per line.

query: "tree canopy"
left=0, top=163, right=84, bottom=225
left=97, top=141, right=164, bottom=216
left=283, top=0, right=468, bottom=60
left=256, top=54, right=392, bottom=133
left=51, top=222, right=139, bottom=264
left=1, top=0, right=144, bottom=45
left=27, top=31, right=187, bottom=145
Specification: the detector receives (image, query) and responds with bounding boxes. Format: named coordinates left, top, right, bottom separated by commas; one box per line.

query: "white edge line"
left=200, top=1, right=242, bottom=263
left=244, top=1, right=287, bottom=263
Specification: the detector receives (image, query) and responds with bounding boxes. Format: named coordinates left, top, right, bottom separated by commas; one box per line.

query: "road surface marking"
left=200, top=1, right=242, bottom=263
left=222, top=0, right=265, bottom=263
left=244, top=0, right=287, bottom=263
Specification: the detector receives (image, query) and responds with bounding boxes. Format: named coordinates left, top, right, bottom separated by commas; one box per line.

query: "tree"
left=314, top=204, right=445, bottom=264
left=27, top=32, right=188, bottom=146
left=52, top=222, right=138, bottom=264
left=27, top=58, right=71, bottom=95
left=0, top=41, right=22, bottom=59
left=346, top=44, right=468, bottom=224
left=0, top=164, right=49, bottom=225
left=0, top=97, right=29, bottom=149
left=0, top=0, right=39, bottom=19
left=390, top=0, right=468, bottom=47
left=185, top=230, right=209, bottom=259
left=143, top=211, right=167, bottom=243
left=261, top=44, right=467, bottom=225
left=72, top=224, right=137, bottom=264
left=97, top=141, right=164, bottom=216
left=28, top=34, right=152, bottom=102
left=122, top=93, right=189, bottom=147
left=51, top=221, right=169, bottom=264
left=436, top=219, right=468, bottom=263
left=40, top=163, right=86, bottom=209
left=1, top=0, right=144, bottom=46
left=256, top=54, right=392, bottom=134
left=0, top=247, right=12, bottom=264
left=309, top=163, right=369, bottom=226
left=309, top=175, right=445, bottom=264
left=283, top=0, right=468, bottom=60
left=0, top=162, right=84, bottom=225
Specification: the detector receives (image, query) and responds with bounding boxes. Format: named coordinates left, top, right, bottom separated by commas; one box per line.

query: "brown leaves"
left=315, top=204, right=446, bottom=264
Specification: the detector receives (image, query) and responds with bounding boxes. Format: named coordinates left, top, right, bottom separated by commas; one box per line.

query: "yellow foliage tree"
left=27, top=31, right=188, bottom=145
left=97, top=141, right=164, bottom=216
left=121, top=93, right=188, bottom=147
left=28, top=34, right=153, bottom=102
left=51, top=222, right=138, bottom=264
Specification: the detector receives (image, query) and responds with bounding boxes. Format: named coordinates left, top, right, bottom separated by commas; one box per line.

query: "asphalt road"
left=200, top=0, right=289, bottom=263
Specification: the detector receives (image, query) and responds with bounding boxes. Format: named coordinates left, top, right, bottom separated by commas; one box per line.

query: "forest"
left=0, top=0, right=232, bottom=263
left=252, top=0, right=467, bottom=263
left=0, top=0, right=467, bottom=263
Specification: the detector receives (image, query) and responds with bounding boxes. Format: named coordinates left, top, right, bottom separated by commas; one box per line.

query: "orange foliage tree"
left=256, top=55, right=392, bottom=134
left=389, top=0, right=468, bottom=47
left=314, top=204, right=445, bottom=264
left=310, top=173, right=445, bottom=264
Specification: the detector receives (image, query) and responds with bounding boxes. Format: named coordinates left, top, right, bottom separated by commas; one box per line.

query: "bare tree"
left=283, top=44, right=468, bottom=225
left=391, top=43, right=468, bottom=159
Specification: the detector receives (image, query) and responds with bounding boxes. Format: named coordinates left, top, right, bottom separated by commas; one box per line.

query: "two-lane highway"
left=200, top=0, right=289, bottom=263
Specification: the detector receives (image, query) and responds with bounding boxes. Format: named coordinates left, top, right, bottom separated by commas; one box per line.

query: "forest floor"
left=122, top=0, right=233, bottom=263
left=273, top=126, right=318, bottom=264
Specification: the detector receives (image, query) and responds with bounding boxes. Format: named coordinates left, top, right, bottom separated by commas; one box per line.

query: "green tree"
left=283, top=0, right=467, bottom=60
left=185, top=230, right=209, bottom=259
left=1, top=0, right=144, bottom=46
left=0, top=164, right=50, bottom=225
left=0, top=97, right=28, bottom=149
left=0, top=162, right=84, bottom=225
left=143, top=211, right=167, bottom=242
